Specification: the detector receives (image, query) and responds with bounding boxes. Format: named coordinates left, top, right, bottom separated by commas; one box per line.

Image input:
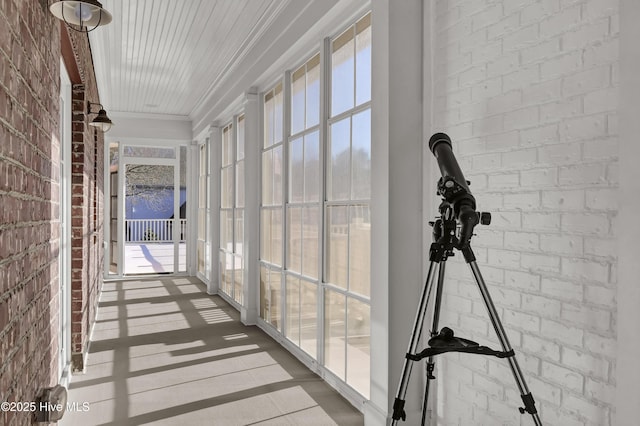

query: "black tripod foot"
left=519, top=393, right=538, bottom=415
left=392, top=397, right=406, bottom=421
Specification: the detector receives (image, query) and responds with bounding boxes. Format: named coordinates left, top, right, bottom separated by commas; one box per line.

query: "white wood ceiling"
left=89, top=0, right=290, bottom=118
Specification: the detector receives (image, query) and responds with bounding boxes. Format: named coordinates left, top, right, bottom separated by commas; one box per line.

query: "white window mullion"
left=317, top=36, right=331, bottom=367
left=282, top=71, right=291, bottom=337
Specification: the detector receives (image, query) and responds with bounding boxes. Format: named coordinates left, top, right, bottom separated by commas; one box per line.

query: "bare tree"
left=125, top=164, right=174, bottom=212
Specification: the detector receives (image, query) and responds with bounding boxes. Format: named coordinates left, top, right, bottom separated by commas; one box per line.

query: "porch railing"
left=125, top=219, right=187, bottom=243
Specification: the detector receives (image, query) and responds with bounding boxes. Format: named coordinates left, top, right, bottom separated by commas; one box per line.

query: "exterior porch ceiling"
left=88, top=0, right=291, bottom=118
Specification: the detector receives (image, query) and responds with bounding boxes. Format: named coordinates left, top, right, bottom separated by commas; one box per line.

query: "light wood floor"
left=61, top=277, right=364, bottom=426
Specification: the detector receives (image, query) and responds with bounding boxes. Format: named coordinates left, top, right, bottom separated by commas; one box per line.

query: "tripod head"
left=429, top=201, right=491, bottom=261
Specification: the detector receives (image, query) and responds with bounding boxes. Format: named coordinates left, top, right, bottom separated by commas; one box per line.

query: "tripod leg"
left=391, top=260, right=440, bottom=425
left=421, top=261, right=447, bottom=426
left=468, top=259, right=543, bottom=426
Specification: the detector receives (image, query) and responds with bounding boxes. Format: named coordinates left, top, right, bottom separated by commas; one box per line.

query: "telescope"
left=391, top=133, right=542, bottom=426
left=429, top=132, right=488, bottom=248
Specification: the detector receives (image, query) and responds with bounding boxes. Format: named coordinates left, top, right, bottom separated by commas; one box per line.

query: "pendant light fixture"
left=50, top=0, right=112, bottom=33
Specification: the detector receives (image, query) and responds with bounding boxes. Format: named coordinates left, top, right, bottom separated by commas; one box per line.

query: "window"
left=234, top=116, right=245, bottom=304
left=324, top=12, right=371, bottom=398
left=258, top=12, right=371, bottom=399
left=219, top=120, right=244, bottom=304
left=260, top=84, right=284, bottom=329
left=286, top=54, right=321, bottom=357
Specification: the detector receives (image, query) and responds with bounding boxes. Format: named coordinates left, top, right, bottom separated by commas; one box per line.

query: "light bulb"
left=74, top=3, right=93, bottom=21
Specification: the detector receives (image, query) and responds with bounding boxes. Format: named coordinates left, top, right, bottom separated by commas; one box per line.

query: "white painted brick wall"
left=432, top=0, right=618, bottom=424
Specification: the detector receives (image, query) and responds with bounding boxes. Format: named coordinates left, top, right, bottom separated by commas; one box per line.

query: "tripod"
left=391, top=200, right=542, bottom=426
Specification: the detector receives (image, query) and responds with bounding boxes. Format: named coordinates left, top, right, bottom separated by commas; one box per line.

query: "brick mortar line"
left=448, top=290, right=618, bottom=318
left=0, top=113, right=57, bottom=168
left=0, top=141, right=58, bottom=182
left=434, top=10, right=619, bottom=38
left=437, top=46, right=619, bottom=80
left=436, top=100, right=619, bottom=128
left=0, top=312, right=57, bottom=402
left=0, top=47, right=59, bottom=142
left=0, top=238, right=59, bottom=274
left=447, top=261, right=615, bottom=282
left=0, top=267, right=58, bottom=342
left=0, top=6, right=60, bottom=101
left=0, top=188, right=56, bottom=204
left=0, top=221, right=60, bottom=237
left=479, top=182, right=620, bottom=194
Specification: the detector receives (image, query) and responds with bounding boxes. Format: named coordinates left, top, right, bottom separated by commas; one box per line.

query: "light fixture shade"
left=50, top=0, right=112, bottom=29
left=89, top=109, right=113, bottom=132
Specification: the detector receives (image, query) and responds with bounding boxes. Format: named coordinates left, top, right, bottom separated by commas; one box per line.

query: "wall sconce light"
left=87, top=101, right=113, bottom=132
left=50, top=0, right=112, bottom=33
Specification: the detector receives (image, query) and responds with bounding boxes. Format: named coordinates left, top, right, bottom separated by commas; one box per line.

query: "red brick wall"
left=68, top=79, right=104, bottom=370
left=0, top=0, right=104, bottom=424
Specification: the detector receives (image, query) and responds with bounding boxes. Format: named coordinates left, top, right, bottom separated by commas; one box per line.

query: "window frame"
left=256, top=10, right=372, bottom=400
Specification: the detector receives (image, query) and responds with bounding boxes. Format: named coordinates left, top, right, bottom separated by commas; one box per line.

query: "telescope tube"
left=428, top=133, right=471, bottom=195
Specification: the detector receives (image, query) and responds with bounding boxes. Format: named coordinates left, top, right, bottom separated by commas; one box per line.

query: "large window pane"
left=274, top=84, right=283, bottom=144
left=221, top=167, right=233, bottom=208
left=306, top=54, right=320, bottom=128
left=197, top=241, right=205, bottom=274
left=220, top=210, right=233, bottom=251
left=261, top=209, right=272, bottom=262
left=300, top=280, right=318, bottom=358
left=262, top=150, right=273, bottom=205
left=289, top=137, right=304, bottom=203
left=347, top=298, right=370, bottom=397
left=352, top=109, right=371, bottom=200
left=271, top=209, right=283, bottom=267
left=233, top=254, right=243, bottom=305
left=235, top=209, right=244, bottom=256
left=237, top=115, right=245, bottom=160
left=286, top=275, right=301, bottom=345
left=331, top=28, right=355, bottom=116
left=264, top=92, right=275, bottom=148
left=355, top=14, right=372, bottom=106
left=287, top=206, right=302, bottom=273
left=291, top=67, right=306, bottom=135
left=304, top=131, right=320, bottom=203
left=273, top=145, right=283, bottom=205
left=329, top=118, right=351, bottom=201
left=349, top=205, right=370, bottom=297
left=260, top=266, right=281, bottom=331
left=221, top=251, right=234, bottom=296
left=325, top=289, right=346, bottom=379
left=302, top=206, right=319, bottom=279
left=222, top=125, right=233, bottom=166
left=197, top=209, right=206, bottom=240
left=236, top=160, right=245, bottom=208
left=326, top=206, right=348, bottom=289
left=261, top=208, right=283, bottom=267
left=270, top=269, right=282, bottom=330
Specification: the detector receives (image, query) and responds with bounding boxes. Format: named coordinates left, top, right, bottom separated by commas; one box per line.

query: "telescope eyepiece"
left=429, top=132, right=452, bottom=154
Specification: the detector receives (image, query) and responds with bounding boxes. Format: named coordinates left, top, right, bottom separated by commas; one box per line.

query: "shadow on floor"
left=61, top=277, right=364, bottom=426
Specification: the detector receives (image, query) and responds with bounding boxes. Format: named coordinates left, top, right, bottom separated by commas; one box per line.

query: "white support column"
left=617, top=0, right=640, bottom=423
left=187, top=141, right=199, bottom=275
left=241, top=90, right=260, bottom=325
left=208, top=125, right=221, bottom=295
left=368, top=0, right=425, bottom=424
